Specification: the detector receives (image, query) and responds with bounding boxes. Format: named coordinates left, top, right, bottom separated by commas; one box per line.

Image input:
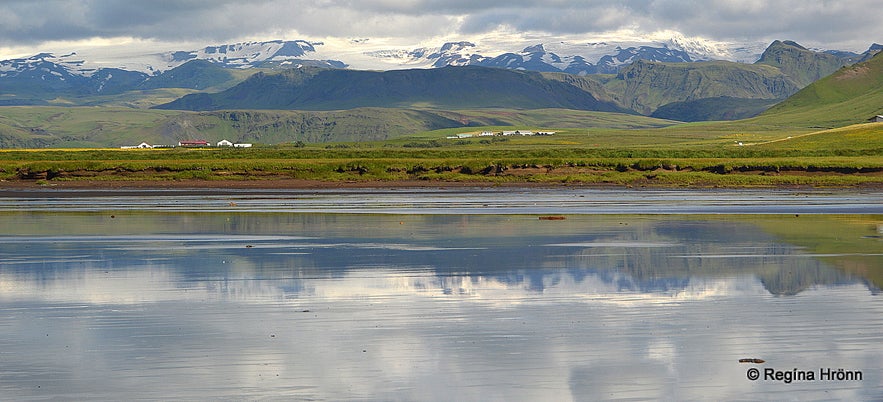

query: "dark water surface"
left=0, top=189, right=881, bottom=400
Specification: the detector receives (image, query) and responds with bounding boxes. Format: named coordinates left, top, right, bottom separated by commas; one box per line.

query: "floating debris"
left=739, top=358, right=765, bottom=364
left=539, top=216, right=566, bottom=220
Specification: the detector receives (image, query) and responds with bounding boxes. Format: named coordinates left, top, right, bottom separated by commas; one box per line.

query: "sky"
left=1, top=0, right=881, bottom=59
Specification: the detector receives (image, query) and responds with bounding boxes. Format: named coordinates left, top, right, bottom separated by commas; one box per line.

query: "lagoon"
left=0, top=189, right=881, bottom=400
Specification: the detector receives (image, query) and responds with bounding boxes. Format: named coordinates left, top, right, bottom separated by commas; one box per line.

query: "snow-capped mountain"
left=0, top=40, right=345, bottom=79
left=0, top=32, right=777, bottom=80
left=166, top=40, right=346, bottom=70
left=330, top=34, right=771, bottom=73
left=1, top=33, right=877, bottom=102
left=0, top=53, right=85, bottom=79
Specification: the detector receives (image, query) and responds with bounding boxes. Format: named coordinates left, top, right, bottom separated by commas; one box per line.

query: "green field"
left=2, top=119, right=881, bottom=187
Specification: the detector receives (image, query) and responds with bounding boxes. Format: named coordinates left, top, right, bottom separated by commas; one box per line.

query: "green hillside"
left=544, top=40, right=847, bottom=121
left=650, top=97, right=780, bottom=122
left=755, top=40, right=848, bottom=87
left=755, top=52, right=883, bottom=127
left=0, top=106, right=676, bottom=148
left=154, top=66, right=630, bottom=112
left=598, top=60, right=798, bottom=115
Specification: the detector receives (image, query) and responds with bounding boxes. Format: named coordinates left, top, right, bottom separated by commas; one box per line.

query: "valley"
left=0, top=38, right=881, bottom=188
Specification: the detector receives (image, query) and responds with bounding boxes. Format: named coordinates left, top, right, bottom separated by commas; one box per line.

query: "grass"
left=2, top=123, right=881, bottom=187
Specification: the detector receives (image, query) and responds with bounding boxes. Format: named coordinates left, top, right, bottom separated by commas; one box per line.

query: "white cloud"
left=0, top=0, right=879, bottom=59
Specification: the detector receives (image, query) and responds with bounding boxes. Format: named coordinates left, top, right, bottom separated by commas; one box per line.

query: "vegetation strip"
left=2, top=145, right=881, bottom=188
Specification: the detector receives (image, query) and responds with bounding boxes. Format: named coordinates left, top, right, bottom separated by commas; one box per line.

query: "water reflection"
left=1, top=210, right=881, bottom=400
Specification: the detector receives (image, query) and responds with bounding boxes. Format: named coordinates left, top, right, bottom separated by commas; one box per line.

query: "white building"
left=217, top=139, right=234, bottom=147
left=233, top=143, right=253, bottom=148
left=121, top=142, right=153, bottom=149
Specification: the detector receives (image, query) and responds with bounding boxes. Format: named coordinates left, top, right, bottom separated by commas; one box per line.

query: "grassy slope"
left=650, top=97, right=781, bottom=122
left=757, top=53, right=883, bottom=127
left=605, top=52, right=883, bottom=152
left=750, top=123, right=883, bottom=153
left=0, top=107, right=183, bottom=148
left=0, top=106, right=679, bottom=148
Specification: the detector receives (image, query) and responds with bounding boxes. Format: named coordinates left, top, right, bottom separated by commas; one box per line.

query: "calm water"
left=0, top=189, right=881, bottom=401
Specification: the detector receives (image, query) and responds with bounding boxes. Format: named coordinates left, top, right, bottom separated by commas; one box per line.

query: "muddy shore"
left=0, top=178, right=581, bottom=197
left=2, top=177, right=881, bottom=199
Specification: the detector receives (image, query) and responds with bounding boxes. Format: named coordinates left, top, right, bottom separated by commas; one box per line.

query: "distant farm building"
left=446, top=133, right=474, bottom=139
left=178, top=140, right=210, bottom=147
left=121, top=142, right=154, bottom=149
left=233, top=143, right=253, bottom=148
left=869, top=115, right=883, bottom=123
left=448, top=130, right=556, bottom=139
left=217, top=139, right=234, bottom=147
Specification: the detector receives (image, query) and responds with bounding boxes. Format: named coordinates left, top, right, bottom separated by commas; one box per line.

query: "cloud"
left=0, top=0, right=879, bottom=52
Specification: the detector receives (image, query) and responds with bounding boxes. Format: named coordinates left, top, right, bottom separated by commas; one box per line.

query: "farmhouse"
left=446, top=129, right=556, bottom=139
left=501, top=130, right=544, bottom=136
left=869, top=115, right=883, bottom=123
left=446, top=133, right=474, bottom=139
left=217, top=139, right=233, bottom=147
left=178, top=140, right=210, bottom=147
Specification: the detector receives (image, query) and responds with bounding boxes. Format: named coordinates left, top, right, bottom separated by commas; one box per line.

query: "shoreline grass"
left=2, top=149, right=881, bottom=188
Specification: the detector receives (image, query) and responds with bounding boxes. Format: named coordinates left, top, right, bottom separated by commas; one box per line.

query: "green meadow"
left=1, top=118, right=881, bottom=187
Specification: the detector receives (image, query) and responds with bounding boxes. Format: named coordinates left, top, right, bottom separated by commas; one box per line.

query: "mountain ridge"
left=3, top=35, right=878, bottom=79
left=154, top=40, right=847, bottom=122
left=2, top=38, right=881, bottom=136
left=755, top=51, right=883, bottom=126
left=153, top=66, right=631, bottom=113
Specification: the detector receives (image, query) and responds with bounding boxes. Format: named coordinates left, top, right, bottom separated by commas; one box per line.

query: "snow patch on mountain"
left=0, top=40, right=345, bottom=77
left=0, top=31, right=870, bottom=81
left=172, top=40, right=314, bottom=67
left=326, top=31, right=771, bottom=73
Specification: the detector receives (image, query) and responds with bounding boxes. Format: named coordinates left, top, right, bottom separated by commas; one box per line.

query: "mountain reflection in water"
left=0, top=199, right=881, bottom=400
left=1, top=212, right=878, bottom=298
